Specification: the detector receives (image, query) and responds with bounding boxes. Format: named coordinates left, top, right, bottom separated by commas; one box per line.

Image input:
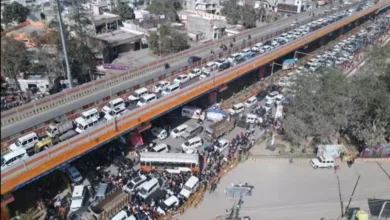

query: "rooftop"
left=6, top=21, right=49, bottom=38
left=92, top=12, right=121, bottom=26
left=94, top=29, right=144, bottom=47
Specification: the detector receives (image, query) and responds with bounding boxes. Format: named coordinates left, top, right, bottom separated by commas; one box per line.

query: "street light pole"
left=55, top=0, right=72, bottom=89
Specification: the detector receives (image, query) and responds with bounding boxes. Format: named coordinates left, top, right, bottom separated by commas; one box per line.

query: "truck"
left=204, top=117, right=236, bottom=142
left=47, top=121, right=74, bottom=138
left=35, top=130, right=77, bottom=153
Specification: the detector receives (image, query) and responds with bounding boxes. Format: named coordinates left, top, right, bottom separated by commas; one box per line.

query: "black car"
left=112, top=156, right=134, bottom=170
left=218, top=62, right=231, bottom=71
left=188, top=56, right=202, bottom=65
left=256, top=107, right=267, bottom=117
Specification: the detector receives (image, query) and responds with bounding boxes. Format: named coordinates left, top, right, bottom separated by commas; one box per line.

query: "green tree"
left=148, top=24, right=188, bottom=55
left=146, top=0, right=181, bottom=22
left=0, top=37, right=30, bottom=90
left=283, top=68, right=352, bottom=145
left=1, top=2, right=30, bottom=27
left=112, top=4, right=135, bottom=21
left=221, top=0, right=257, bottom=29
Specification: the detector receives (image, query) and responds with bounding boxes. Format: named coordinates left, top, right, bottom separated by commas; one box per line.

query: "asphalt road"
left=1, top=3, right=352, bottom=139
left=180, top=161, right=390, bottom=220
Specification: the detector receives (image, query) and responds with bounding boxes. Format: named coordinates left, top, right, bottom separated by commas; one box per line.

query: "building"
left=91, top=5, right=121, bottom=34
left=94, top=28, right=144, bottom=63
left=1, top=20, right=54, bottom=48
left=183, top=0, right=221, bottom=14
left=91, top=0, right=134, bottom=11
left=17, top=73, right=69, bottom=93
left=182, top=11, right=227, bottom=42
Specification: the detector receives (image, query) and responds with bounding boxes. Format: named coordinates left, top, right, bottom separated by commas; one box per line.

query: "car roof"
left=218, top=139, right=229, bottom=144
left=176, top=124, right=188, bottom=130
left=153, top=143, right=168, bottom=151
left=164, top=195, right=179, bottom=205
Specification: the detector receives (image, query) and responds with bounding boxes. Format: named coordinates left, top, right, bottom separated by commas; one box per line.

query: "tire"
left=314, top=166, right=318, bottom=169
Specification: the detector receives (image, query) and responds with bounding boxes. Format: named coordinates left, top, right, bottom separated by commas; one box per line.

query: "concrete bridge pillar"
left=338, top=27, right=344, bottom=37
left=209, top=91, right=218, bottom=104
left=258, top=66, right=266, bottom=80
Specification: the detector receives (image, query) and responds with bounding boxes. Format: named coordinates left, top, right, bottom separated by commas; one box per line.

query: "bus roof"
left=140, top=152, right=199, bottom=164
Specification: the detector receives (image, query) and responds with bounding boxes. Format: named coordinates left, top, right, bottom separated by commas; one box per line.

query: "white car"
left=171, top=124, right=188, bottom=139
left=153, top=81, right=170, bottom=93
left=264, top=99, right=274, bottom=112
left=215, top=58, right=228, bottom=67
left=189, top=68, right=202, bottom=79
left=157, top=196, right=180, bottom=215
left=274, top=94, right=284, bottom=105
left=202, top=62, right=217, bottom=72
left=122, top=175, right=149, bottom=193
left=151, top=127, right=168, bottom=140
left=214, top=139, right=229, bottom=153
left=199, top=70, right=211, bottom=79
left=150, top=143, right=170, bottom=153
left=244, top=96, right=257, bottom=108
left=265, top=91, right=279, bottom=101
left=228, top=53, right=243, bottom=64
left=173, top=75, right=189, bottom=84
left=65, top=166, right=83, bottom=183
left=182, top=136, right=203, bottom=151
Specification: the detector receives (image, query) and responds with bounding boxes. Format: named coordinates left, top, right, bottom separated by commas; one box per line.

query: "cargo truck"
left=204, top=117, right=236, bottom=142
left=47, top=121, right=74, bottom=138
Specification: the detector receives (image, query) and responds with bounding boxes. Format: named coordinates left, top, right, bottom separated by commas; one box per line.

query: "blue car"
left=242, top=49, right=256, bottom=60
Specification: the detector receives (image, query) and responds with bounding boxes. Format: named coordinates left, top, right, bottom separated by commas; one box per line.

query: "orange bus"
left=140, top=152, right=200, bottom=173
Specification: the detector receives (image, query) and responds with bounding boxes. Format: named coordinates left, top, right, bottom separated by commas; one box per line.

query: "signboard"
left=282, top=58, right=298, bottom=70
left=103, top=63, right=129, bottom=70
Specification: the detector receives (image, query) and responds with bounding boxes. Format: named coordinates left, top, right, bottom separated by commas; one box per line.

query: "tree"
left=0, top=37, right=30, bottom=90
left=1, top=2, right=30, bottom=28
left=146, top=0, right=182, bottom=22
left=148, top=24, right=188, bottom=55
left=282, top=68, right=352, bottom=145
left=112, top=4, right=135, bottom=21
left=221, top=0, right=257, bottom=29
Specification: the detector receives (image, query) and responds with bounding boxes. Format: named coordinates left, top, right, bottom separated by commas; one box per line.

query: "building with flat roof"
left=91, top=5, right=121, bottom=34
left=93, top=28, right=144, bottom=63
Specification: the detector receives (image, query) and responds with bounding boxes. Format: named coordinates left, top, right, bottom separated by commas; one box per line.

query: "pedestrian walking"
left=334, top=165, right=340, bottom=173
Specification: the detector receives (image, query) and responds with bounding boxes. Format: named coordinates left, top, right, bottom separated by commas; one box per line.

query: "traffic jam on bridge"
left=1, top=1, right=389, bottom=220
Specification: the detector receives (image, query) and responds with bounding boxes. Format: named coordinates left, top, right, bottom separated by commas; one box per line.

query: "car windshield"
left=77, top=123, right=85, bottom=130
left=132, top=92, right=140, bottom=98
left=265, top=103, right=272, bottom=107
left=47, top=127, right=54, bottom=133
left=317, top=157, right=324, bottom=163
left=191, top=70, right=198, bottom=74
left=139, top=188, right=147, bottom=195
left=156, top=82, right=165, bottom=87
left=268, top=93, right=277, bottom=97
left=183, top=185, right=192, bottom=191
left=1, top=157, right=5, bottom=166
left=72, top=173, right=81, bottom=179
left=233, top=106, right=241, bottom=110
left=139, top=97, right=147, bottom=103
left=184, top=141, right=190, bottom=146
left=15, top=140, right=22, bottom=147
left=173, top=128, right=179, bottom=133
left=72, top=196, right=83, bottom=200
left=108, top=111, right=115, bottom=116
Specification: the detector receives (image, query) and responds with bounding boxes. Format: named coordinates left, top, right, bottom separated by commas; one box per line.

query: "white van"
left=246, top=113, right=262, bottom=124
left=1, top=148, right=29, bottom=170
left=181, top=106, right=205, bottom=120
left=137, top=178, right=160, bottom=200
left=182, top=136, right=203, bottom=151
left=107, top=97, right=125, bottom=110
left=75, top=116, right=98, bottom=133
left=137, top=93, right=157, bottom=107
left=81, top=108, right=99, bottom=123
left=171, top=124, right=188, bottom=139
left=162, top=83, right=180, bottom=97
left=150, top=127, right=168, bottom=140
left=128, top=87, right=149, bottom=103
left=310, top=155, right=335, bottom=169
left=228, top=103, right=245, bottom=115
left=123, top=175, right=149, bottom=193
left=244, top=96, right=257, bottom=108
left=179, top=176, right=200, bottom=199
left=274, top=105, right=284, bottom=119
left=151, top=143, right=170, bottom=153
left=70, top=185, right=86, bottom=212
left=9, top=132, right=39, bottom=152
left=157, top=195, right=180, bottom=215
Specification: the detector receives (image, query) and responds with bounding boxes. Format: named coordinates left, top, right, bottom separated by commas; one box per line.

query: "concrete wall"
left=186, top=15, right=227, bottom=41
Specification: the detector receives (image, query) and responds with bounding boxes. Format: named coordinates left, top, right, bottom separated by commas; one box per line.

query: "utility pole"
left=55, top=0, right=73, bottom=89
left=224, top=183, right=254, bottom=220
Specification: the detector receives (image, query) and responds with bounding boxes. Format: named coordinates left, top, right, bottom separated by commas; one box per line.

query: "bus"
left=140, top=152, right=200, bottom=173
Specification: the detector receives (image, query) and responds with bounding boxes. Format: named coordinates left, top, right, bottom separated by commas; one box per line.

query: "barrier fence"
left=1, top=1, right=388, bottom=195
left=0, top=3, right=360, bottom=131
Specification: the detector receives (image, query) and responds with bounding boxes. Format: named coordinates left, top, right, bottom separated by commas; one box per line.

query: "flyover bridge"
left=1, top=0, right=389, bottom=196
left=0, top=3, right=358, bottom=149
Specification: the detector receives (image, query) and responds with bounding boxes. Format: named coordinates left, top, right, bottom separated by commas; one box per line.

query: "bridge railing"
left=1, top=0, right=388, bottom=194
left=0, top=3, right=360, bottom=128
